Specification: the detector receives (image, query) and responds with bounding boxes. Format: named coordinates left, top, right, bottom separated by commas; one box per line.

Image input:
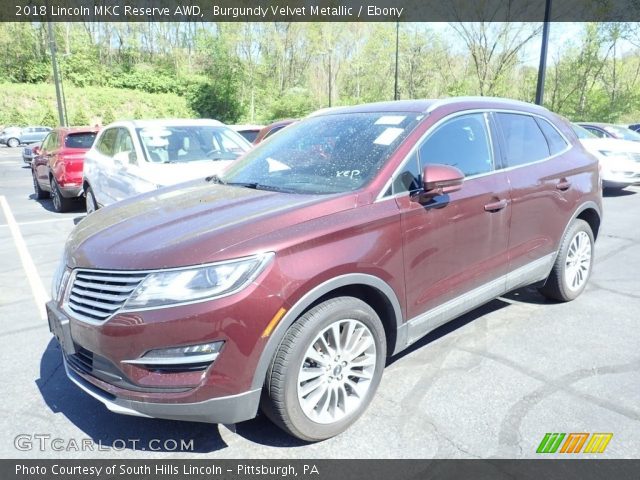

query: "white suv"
left=83, top=119, right=252, bottom=213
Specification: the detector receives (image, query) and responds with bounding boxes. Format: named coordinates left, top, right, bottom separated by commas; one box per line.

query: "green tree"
left=71, top=107, right=89, bottom=126
left=40, top=106, right=58, bottom=127
left=101, top=108, right=116, bottom=125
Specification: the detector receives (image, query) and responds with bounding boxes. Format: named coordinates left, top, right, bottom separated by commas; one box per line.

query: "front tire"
left=262, top=296, right=386, bottom=442
left=7, top=138, right=19, bottom=148
left=539, top=219, right=594, bottom=302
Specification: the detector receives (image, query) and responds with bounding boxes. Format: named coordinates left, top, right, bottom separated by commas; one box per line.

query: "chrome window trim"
left=376, top=108, right=573, bottom=202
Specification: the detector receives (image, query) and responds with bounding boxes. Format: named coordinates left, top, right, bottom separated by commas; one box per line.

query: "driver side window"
left=418, top=113, right=493, bottom=177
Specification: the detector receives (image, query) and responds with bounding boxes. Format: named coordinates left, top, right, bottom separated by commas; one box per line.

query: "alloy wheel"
left=50, top=179, right=61, bottom=211
left=564, top=231, right=592, bottom=291
left=296, top=319, right=376, bottom=424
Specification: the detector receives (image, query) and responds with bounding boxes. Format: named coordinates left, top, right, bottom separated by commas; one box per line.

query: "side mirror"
left=422, top=164, right=464, bottom=196
left=113, top=151, right=135, bottom=166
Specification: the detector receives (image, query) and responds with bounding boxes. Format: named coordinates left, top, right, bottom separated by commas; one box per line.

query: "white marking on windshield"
left=373, top=127, right=404, bottom=146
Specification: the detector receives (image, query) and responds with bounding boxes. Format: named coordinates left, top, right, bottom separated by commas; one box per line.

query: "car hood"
left=66, top=179, right=356, bottom=270
left=579, top=138, right=640, bottom=170
left=580, top=137, right=640, bottom=154
left=142, top=160, right=236, bottom=186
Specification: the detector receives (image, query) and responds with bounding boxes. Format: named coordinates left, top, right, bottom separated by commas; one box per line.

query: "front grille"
left=66, top=345, right=94, bottom=375
left=66, top=270, right=147, bottom=322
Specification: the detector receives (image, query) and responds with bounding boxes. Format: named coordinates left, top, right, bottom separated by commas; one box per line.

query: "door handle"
left=556, top=179, right=571, bottom=191
left=484, top=199, right=508, bottom=212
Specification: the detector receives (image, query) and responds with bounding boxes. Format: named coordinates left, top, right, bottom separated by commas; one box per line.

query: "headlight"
left=123, top=252, right=274, bottom=310
left=598, top=150, right=630, bottom=160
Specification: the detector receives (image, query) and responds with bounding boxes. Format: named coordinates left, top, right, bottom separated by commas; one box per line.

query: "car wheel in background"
left=85, top=186, right=98, bottom=214
left=50, top=177, right=73, bottom=213
left=7, top=138, right=19, bottom=148
left=32, top=171, right=49, bottom=200
left=539, top=219, right=594, bottom=302
left=262, top=296, right=386, bottom=441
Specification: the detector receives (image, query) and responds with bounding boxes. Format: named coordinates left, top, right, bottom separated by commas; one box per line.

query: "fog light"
left=123, top=341, right=224, bottom=365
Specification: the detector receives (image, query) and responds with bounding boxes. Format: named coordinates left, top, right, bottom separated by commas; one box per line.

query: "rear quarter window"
left=535, top=117, right=569, bottom=155
left=96, top=128, right=118, bottom=156
left=495, top=113, right=550, bottom=167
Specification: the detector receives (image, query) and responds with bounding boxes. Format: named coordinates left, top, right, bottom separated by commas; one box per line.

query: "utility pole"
left=394, top=21, right=400, bottom=100
left=47, top=22, right=66, bottom=126
left=535, top=0, right=552, bottom=106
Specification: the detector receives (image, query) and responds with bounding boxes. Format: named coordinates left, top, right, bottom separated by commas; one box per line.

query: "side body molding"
left=250, top=273, right=405, bottom=390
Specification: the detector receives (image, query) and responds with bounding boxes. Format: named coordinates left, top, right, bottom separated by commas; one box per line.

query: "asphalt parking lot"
left=1, top=145, right=639, bottom=459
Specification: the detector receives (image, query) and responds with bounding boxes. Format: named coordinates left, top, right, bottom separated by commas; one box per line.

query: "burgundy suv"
left=48, top=98, right=601, bottom=441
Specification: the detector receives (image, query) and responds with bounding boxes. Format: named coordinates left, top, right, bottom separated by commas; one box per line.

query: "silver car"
left=0, top=126, right=51, bottom=147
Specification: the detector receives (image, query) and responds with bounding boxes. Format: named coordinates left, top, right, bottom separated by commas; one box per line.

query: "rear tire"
left=262, top=296, right=386, bottom=442
left=539, top=219, right=594, bottom=302
left=32, top=171, right=49, bottom=199
left=50, top=177, right=73, bottom=213
left=85, top=185, right=98, bottom=214
left=7, top=138, right=19, bottom=148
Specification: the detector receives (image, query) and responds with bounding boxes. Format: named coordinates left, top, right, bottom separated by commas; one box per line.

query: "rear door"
left=395, top=112, right=512, bottom=341
left=493, top=112, right=575, bottom=288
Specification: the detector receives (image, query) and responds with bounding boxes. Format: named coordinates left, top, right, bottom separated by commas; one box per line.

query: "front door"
left=395, top=112, right=511, bottom=342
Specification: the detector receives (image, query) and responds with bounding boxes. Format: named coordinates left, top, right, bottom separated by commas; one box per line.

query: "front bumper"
left=63, top=358, right=261, bottom=424
left=59, top=183, right=83, bottom=198
left=46, top=274, right=278, bottom=424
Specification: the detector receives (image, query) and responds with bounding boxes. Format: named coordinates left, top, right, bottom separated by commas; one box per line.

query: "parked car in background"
left=577, top=122, right=640, bottom=142
left=22, top=142, right=42, bottom=164
left=253, top=119, right=296, bottom=144
left=49, top=97, right=601, bottom=441
left=629, top=123, right=640, bottom=133
left=229, top=124, right=264, bottom=143
left=572, top=123, right=640, bottom=189
left=0, top=126, right=51, bottom=147
left=32, top=127, right=99, bottom=212
left=83, top=119, right=251, bottom=213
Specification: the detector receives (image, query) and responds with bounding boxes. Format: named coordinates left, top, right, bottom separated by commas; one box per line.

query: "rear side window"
left=65, top=132, right=97, bottom=149
left=418, top=113, right=493, bottom=177
left=583, top=126, right=606, bottom=138
left=96, top=128, right=118, bottom=156
left=495, top=113, right=549, bottom=167
left=535, top=118, right=568, bottom=155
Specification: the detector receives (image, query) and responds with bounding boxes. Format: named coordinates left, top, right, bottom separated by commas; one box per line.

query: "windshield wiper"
left=227, top=182, right=290, bottom=193
left=205, top=174, right=226, bottom=184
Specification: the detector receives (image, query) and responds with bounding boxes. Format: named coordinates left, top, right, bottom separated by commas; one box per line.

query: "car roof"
left=229, top=124, right=264, bottom=131
left=104, top=119, right=225, bottom=129
left=53, top=126, right=100, bottom=134
left=310, top=96, right=548, bottom=117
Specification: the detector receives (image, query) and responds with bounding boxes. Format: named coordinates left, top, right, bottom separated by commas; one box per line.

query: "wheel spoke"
left=299, top=366, right=324, bottom=382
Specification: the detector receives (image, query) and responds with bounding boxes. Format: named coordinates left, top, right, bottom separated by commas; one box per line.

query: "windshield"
left=221, top=112, right=422, bottom=194
left=136, top=125, right=251, bottom=163
left=65, top=132, right=97, bottom=149
left=572, top=124, right=596, bottom=139
left=603, top=125, right=640, bottom=141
